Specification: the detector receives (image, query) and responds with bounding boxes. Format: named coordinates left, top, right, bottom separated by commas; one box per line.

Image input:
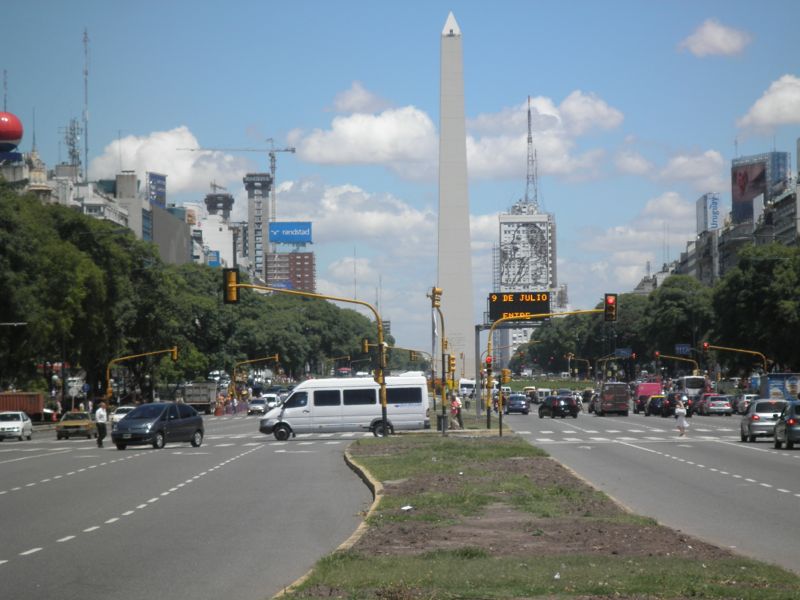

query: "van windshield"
left=283, top=392, right=308, bottom=409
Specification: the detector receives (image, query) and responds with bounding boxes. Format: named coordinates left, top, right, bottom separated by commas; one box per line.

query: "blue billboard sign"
left=269, top=222, right=312, bottom=244
left=271, top=280, right=294, bottom=290
left=207, top=250, right=221, bottom=268
left=147, top=172, right=167, bottom=208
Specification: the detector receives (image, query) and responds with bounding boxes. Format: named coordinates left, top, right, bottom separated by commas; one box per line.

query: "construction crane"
left=209, top=181, right=227, bottom=193
left=177, top=141, right=296, bottom=227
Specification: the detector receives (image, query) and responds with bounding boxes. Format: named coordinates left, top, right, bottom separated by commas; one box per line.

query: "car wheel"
left=373, top=421, right=392, bottom=437
left=273, top=424, right=291, bottom=441
left=18, top=435, right=23, bottom=441
left=152, top=431, right=166, bottom=449
left=116, top=443, right=127, bottom=450
left=572, top=413, right=578, bottom=419
left=190, top=430, right=203, bottom=447
left=539, top=412, right=544, bottom=419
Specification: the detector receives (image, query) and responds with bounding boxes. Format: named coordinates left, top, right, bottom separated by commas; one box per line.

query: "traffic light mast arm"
left=654, top=353, right=699, bottom=374
left=232, top=283, right=390, bottom=428
left=105, top=346, right=178, bottom=400
left=233, top=354, right=280, bottom=401
left=704, top=344, right=769, bottom=373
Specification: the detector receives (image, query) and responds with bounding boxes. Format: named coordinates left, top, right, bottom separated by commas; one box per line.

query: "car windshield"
left=127, top=404, right=165, bottom=420
left=251, top=399, right=265, bottom=404
left=62, top=413, right=90, bottom=421
left=115, top=407, right=134, bottom=414
left=0, top=413, right=21, bottom=421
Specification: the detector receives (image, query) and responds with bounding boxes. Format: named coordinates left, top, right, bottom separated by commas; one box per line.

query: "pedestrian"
left=95, top=401, right=108, bottom=448
left=675, top=399, right=688, bottom=437
left=232, top=396, right=239, bottom=415
left=449, top=393, right=462, bottom=430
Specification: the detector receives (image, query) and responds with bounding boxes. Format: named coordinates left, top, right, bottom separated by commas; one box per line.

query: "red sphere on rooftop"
left=0, top=112, right=24, bottom=152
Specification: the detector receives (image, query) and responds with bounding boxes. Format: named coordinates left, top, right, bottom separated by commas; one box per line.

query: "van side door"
left=281, top=392, right=311, bottom=433
left=311, top=389, right=341, bottom=432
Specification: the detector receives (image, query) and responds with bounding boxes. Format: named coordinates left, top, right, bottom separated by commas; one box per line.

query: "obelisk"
left=438, top=12, right=475, bottom=378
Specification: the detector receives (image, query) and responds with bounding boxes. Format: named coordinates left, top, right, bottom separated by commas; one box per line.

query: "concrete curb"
left=272, top=443, right=383, bottom=599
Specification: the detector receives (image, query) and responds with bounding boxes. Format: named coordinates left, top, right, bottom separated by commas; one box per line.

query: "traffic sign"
left=675, top=343, right=691, bottom=356
left=488, top=292, right=550, bottom=322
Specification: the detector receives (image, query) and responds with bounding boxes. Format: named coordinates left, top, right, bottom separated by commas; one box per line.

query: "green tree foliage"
left=0, top=187, right=389, bottom=395
left=711, top=244, right=800, bottom=372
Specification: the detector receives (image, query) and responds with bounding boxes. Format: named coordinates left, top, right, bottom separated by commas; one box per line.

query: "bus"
left=675, top=375, right=708, bottom=397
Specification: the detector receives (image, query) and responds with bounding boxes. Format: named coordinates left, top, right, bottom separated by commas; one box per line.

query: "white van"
left=459, top=378, right=476, bottom=398
left=536, top=388, right=552, bottom=403
left=258, top=375, right=430, bottom=440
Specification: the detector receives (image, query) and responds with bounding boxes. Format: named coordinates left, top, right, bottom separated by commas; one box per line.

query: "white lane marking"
left=122, top=511, right=135, bottom=516
left=105, top=518, right=119, bottom=524
left=19, top=548, right=42, bottom=556
left=57, top=536, right=76, bottom=543
left=0, top=560, right=8, bottom=565
left=0, top=449, right=71, bottom=465
left=324, top=441, right=342, bottom=445
left=83, top=526, right=100, bottom=532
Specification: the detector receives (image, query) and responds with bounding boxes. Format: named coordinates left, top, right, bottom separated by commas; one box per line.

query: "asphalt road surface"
left=504, top=407, right=800, bottom=574
left=0, top=415, right=372, bottom=600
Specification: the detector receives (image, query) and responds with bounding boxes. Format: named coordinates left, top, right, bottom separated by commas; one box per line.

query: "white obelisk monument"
left=438, top=12, right=475, bottom=378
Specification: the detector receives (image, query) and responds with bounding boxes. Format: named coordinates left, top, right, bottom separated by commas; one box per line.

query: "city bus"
left=675, top=375, right=709, bottom=397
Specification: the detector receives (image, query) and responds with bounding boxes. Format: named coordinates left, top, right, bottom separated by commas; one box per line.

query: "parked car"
left=110, top=405, right=136, bottom=424
left=504, top=393, right=530, bottom=415
left=644, top=395, right=666, bottom=417
left=773, top=401, right=800, bottom=449
left=111, top=402, right=204, bottom=450
left=539, top=395, right=578, bottom=419
left=56, top=412, right=97, bottom=439
left=740, top=399, right=786, bottom=442
left=0, top=411, right=33, bottom=441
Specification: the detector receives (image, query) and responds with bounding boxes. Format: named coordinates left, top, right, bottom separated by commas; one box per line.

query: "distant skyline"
left=5, top=1, right=800, bottom=352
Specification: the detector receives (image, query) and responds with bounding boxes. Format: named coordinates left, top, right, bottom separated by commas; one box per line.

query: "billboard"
left=147, top=172, right=167, bottom=208
left=207, top=250, right=221, bottom=267
left=269, top=222, right=312, bottom=244
left=696, top=193, right=720, bottom=234
left=488, top=291, right=550, bottom=322
left=731, top=161, right=766, bottom=225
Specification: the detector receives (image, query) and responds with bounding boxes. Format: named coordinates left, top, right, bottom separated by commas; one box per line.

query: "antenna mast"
left=524, top=96, right=539, bottom=212
left=3, top=69, right=6, bottom=111
left=83, top=28, right=90, bottom=182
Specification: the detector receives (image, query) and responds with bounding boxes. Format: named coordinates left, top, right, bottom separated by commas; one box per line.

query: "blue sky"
left=5, top=1, right=800, bottom=352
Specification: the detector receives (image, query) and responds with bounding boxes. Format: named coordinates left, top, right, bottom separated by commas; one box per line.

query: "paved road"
left=0, top=415, right=372, bottom=600
left=504, top=408, right=800, bottom=574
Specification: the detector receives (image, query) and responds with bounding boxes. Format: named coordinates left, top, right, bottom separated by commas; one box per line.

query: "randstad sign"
left=268, top=222, right=312, bottom=244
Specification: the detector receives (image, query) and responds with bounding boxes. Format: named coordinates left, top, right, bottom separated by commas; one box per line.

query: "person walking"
left=95, top=401, right=108, bottom=448
left=675, top=400, right=688, bottom=437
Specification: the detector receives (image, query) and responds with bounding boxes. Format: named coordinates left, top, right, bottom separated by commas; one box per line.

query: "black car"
left=633, top=394, right=649, bottom=414
left=504, top=394, right=530, bottom=415
left=662, top=392, right=689, bottom=418
left=539, top=395, right=578, bottom=419
left=111, top=402, right=204, bottom=450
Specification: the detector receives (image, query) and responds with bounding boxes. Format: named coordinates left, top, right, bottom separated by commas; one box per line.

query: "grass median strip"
left=279, top=432, right=800, bottom=599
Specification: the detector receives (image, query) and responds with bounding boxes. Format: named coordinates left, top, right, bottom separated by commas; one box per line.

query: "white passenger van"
left=258, top=375, right=430, bottom=440
left=536, top=388, right=552, bottom=403
left=458, top=378, right=476, bottom=398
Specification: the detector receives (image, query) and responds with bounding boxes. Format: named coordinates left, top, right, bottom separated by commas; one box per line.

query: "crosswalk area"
left=512, top=425, right=740, bottom=444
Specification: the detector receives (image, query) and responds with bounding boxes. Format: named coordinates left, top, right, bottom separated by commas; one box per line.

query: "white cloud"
left=331, top=81, right=391, bottom=113
left=659, top=150, right=725, bottom=192
left=89, top=126, right=252, bottom=194
left=559, top=91, right=624, bottom=135
left=292, top=88, right=623, bottom=182
left=737, top=74, right=800, bottom=131
left=615, top=150, right=653, bottom=175
left=678, top=19, right=752, bottom=57
left=290, top=106, right=437, bottom=179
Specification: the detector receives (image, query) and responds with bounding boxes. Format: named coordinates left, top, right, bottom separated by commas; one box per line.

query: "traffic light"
left=501, top=368, right=511, bottom=384
left=702, top=341, right=710, bottom=353
left=654, top=351, right=660, bottom=359
left=603, top=293, right=618, bottom=321
left=448, top=354, right=456, bottom=374
left=431, top=287, right=442, bottom=308
left=223, top=268, right=240, bottom=304
left=361, top=338, right=370, bottom=354
left=485, top=355, right=493, bottom=377
left=170, top=346, right=178, bottom=362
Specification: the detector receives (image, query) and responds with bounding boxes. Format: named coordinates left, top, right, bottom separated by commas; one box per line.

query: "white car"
left=0, top=411, right=33, bottom=441
left=110, top=405, right=137, bottom=424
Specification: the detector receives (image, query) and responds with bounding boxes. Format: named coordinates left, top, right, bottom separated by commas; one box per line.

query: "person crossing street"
left=95, top=401, right=108, bottom=447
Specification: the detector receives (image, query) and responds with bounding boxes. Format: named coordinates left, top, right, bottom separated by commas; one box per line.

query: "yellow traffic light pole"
left=105, top=346, right=178, bottom=401
left=231, top=282, right=392, bottom=436
left=486, top=309, right=603, bottom=431
left=324, top=354, right=350, bottom=376
left=233, top=354, right=279, bottom=401
left=705, top=344, right=769, bottom=373
left=654, top=352, right=699, bottom=375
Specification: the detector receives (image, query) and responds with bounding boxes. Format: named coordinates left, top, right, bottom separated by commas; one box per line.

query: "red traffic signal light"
left=654, top=351, right=660, bottom=359
left=702, top=342, right=709, bottom=351
left=604, top=293, right=618, bottom=321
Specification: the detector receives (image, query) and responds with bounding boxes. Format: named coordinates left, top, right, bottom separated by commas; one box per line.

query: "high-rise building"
left=437, top=12, right=475, bottom=378
left=731, top=152, right=790, bottom=225
left=243, top=173, right=273, bottom=281
left=696, top=193, right=721, bottom=235
left=265, top=251, right=316, bottom=292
